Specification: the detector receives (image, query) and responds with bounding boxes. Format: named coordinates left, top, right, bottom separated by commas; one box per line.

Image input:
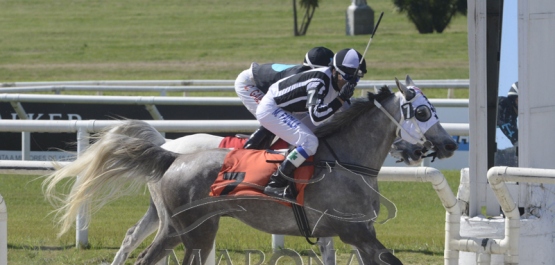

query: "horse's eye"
left=405, top=89, right=416, bottom=101
left=415, top=105, right=432, bottom=122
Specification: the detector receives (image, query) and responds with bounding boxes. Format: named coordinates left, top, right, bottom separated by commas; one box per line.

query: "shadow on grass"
left=8, top=244, right=74, bottom=251
left=8, top=243, right=121, bottom=251
left=392, top=248, right=443, bottom=256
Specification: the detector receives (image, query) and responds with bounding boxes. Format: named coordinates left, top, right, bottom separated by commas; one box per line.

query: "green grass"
left=1, top=171, right=460, bottom=264
left=0, top=0, right=469, bottom=83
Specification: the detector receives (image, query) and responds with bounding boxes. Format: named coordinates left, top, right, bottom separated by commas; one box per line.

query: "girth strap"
left=292, top=204, right=317, bottom=244
left=289, top=182, right=317, bottom=245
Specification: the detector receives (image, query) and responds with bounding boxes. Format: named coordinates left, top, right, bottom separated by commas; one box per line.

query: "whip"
left=353, top=11, right=384, bottom=80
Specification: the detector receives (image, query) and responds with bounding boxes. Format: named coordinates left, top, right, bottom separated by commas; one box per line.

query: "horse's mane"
left=314, top=87, right=395, bottom=138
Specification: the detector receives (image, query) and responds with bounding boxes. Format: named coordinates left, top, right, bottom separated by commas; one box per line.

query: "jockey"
left=497, top=81, right=519, bottom=146
left=235, top=47, right=335, bottom=149
left=256, top=48, right=361, bottom=200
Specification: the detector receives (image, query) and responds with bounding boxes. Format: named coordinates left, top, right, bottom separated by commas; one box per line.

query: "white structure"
left=345, top=0, right=374, bottom=35
left=461, top=0, right=555, bottom=264
left=0, top=194, right=6, bottom=265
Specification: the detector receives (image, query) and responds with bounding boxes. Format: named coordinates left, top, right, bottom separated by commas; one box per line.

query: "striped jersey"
left=269, top=67, right=343, bottom=125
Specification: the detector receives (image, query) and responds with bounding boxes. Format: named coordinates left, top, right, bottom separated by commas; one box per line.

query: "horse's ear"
left=373, top=85, right=379, bottom=94
left=405, top=75, right=416, bottom=87
left=395, top=77, right=407, bottom=94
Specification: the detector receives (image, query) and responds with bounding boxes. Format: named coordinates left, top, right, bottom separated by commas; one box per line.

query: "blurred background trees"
left=293, top=0, right=319, bottom=36
left=393, top=0, right=467, bottom=33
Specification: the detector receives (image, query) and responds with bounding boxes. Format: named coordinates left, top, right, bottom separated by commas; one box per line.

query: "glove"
left=338, top=83, right=355, bottom=101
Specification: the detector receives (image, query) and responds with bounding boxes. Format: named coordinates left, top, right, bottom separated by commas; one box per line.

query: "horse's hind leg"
left=178, top=217, right=220, bottom=265
left=134, top=216, right=182, bottom=265
left=338, top=223, right=403, bottom=265
left=111, top=198, right=160, bottom=265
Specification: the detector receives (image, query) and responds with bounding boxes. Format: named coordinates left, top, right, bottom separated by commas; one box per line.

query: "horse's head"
left=386, top=75, right=458, bottom=165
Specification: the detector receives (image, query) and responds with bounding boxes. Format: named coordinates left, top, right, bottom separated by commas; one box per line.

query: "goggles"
left=339, top=72, right=360, bottom=84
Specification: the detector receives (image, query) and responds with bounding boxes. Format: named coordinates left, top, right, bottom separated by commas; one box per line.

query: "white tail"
left=42, top=120, right=176, bottom=237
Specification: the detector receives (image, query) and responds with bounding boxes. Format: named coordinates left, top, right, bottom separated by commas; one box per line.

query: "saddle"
left=213, top=136, right=318, bottom=243
left=209, top=149, right=314, bottom=206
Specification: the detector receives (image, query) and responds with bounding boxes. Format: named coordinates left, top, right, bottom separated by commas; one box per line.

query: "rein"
left=318, top=139, right=379, bottom=178
left=317, top=139, right=397, bottom=224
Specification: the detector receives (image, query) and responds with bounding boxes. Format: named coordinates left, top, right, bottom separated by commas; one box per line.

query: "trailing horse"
left=44, top=76, right=457, bottom=265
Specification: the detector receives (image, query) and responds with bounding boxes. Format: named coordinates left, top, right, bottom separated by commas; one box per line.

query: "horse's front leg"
left=112, top=198, right=159, bottom=265
left=317, top=237, right=336, bottom=265
left=337, top=223, right=403, bottom=265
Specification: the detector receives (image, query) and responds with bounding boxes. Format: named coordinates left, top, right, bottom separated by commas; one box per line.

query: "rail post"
left=0, top=194, right=7, bottom=265
left=75, top=128, right=90, bottom=248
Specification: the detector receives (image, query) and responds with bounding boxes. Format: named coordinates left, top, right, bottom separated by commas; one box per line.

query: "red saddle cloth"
left=218, top=136, right=290, bottom=150
left=209, top=149, right=313, bottom=206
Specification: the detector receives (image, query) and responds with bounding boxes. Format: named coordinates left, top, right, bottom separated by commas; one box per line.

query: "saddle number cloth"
left=218, top=136, right=290, bottom=150
left=209, top=149, right=313, bottom=206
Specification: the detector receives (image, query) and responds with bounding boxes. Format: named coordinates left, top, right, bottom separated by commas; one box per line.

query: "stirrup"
left=264, top=185, right=295, bottom=201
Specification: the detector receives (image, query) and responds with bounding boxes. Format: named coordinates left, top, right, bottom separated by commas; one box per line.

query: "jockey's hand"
left=338, top=83, right=355, bottom=101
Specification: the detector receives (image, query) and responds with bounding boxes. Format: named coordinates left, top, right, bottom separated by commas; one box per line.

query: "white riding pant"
left=234, top=66, right=265, bottom=117
left=256, top=94, right=319, bottom=158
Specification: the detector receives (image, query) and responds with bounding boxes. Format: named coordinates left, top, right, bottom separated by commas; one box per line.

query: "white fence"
left=0, top=79, right=469, bottom=96
left=0, top=193, right=6, bottom=265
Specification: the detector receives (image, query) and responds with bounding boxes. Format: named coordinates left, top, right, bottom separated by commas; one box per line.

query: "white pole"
left=21, top=132, right=30, bottom=161
left=75, top=128, right=89, bottom=248
left=271, top=234, right=284, bottom=251
left=206, top=242, right=215, bottom=265
left=0, top=194, right=7, bottom=265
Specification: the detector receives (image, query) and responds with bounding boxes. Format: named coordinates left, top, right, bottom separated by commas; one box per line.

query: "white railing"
left=0, top=93, right=469, bottom=107
left=0, top=79, right=469, bottom=92
left=0, top=193, right=6, bottom=265
left=0, top=119, right=469, bottom=161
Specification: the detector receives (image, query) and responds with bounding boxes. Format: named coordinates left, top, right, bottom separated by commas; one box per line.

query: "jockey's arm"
left=307, top=83, right=343, bottom=126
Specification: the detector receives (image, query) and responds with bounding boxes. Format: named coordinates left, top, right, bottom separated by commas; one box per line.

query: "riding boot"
left=264, top=159, right=297, bottom=201
left=264, top=148, right=307, bottom=201
left=243, top=126, right=276, bottom=150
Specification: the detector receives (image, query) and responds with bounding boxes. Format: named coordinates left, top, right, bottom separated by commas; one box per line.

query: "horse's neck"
left=317, top=95, right=399, bottom=169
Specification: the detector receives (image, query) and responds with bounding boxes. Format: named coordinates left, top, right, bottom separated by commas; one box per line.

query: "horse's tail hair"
left=42, top=120, right=177, bottom=237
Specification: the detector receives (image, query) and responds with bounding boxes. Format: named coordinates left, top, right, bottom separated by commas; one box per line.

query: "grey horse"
left=44, top=76, right=457, bottom=265
left=97, top=119, right=429, bottom=264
